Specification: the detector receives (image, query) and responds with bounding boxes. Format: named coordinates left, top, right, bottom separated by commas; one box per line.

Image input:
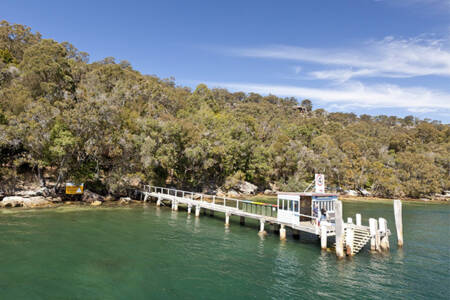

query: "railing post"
left=213, top=196, right=215, bottom=204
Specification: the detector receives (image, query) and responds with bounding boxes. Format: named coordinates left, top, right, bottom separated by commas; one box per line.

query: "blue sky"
left=3, top=0, right=450, bottom=122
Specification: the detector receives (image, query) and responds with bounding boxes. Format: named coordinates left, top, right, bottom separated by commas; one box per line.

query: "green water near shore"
left=0, top=202, right=449, bottom=299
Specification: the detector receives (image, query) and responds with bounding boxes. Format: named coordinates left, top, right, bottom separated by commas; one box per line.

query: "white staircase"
left=332, top=226, right=371, bottom=255
left=344, top=226, right=371, bottom=255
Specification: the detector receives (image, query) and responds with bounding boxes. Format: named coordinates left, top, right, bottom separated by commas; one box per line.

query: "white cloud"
left=207, top=81, right=450, bottom=111
left=231, top=36, right=450, bottom=81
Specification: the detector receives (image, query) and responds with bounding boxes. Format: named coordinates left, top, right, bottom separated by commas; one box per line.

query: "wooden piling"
left=379, top=217, right=390, bottom=251
left=279, top=224, right=286, bottom=240
left=394, top=200, right=403, bottom=248
left=156, top=196, right=161, bottom=207
left=369, top=218, right=377, bottom=251
left=195, top=205, right=200, bottom=217
left=320, top=224, right=327, bottom=250
left=375, top=219, right=381, bottom=252
left=259, top=219, right=266, bottom=235
left=346, top=225, right=354, bottom=256
left=225, top=212, right=230, bottom=227
left=356, top=214, right=361, bottom=226
left=187, top=204, right=192, bottom=214
left=335, top=200, right=344, bottom=258
left=347, top=217, right=353, bottom=224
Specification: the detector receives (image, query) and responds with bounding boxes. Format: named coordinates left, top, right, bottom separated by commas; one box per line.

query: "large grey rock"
left=345, top=190, right=359, bottom=197
left=15, top=187, right=51, bottom=197
left=235, top=181, right=258, bottom=195
left=216, top=189, right=226, bottom=197
left=269, top=183, right=280, bottom=192
left=227, top=190, right=240, bottom=197
left=358, top=189, right=371, bottom=197
left=264, top=189, right=275, bottom=195
left=0, top=196, right=51, bottom=208
left=91, top=200, right=102, bottom=206
left=119, top=197, right=132, bottom=204
left=15, top=190, right=39, bottom=197
left=220, top=180, right=258, bottom=196
left=82, top=190, right=104, bottom=203
left=0, top=196, right=23, bottom=207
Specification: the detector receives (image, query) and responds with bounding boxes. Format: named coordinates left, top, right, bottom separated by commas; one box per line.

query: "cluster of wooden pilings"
left=332, top=199, right=403, bottom=258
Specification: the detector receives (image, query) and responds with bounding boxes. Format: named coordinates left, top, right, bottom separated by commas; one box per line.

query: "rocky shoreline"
left=0, top=187, right=140, bottom=209
left=1, top=180, right=448, bottom=210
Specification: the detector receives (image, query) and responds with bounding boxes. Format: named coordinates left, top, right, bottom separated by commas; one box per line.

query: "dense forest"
left=0, top=21, right=449, bottom=199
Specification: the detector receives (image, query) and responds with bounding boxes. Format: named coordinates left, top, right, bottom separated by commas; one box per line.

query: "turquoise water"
left=0, top=201, right=449, bottom=299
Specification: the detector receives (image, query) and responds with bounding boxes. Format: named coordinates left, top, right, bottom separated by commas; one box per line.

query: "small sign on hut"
left=65, top=183, right=84, bottom=194
left=315, top=174, right=325, bottom=193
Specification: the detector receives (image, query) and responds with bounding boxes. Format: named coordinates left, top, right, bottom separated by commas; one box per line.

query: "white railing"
left=143, top=185, right=278, bottom=217
left=312, top=199, right=335, bottom=213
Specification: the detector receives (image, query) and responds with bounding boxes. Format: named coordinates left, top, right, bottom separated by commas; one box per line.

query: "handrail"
left=143, top=185, right=278, bottom=216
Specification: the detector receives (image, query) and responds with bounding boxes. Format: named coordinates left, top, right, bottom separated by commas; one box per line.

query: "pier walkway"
left=143, top=186, right=326, bottom=235
left=141, top=186, right=392, bottom=257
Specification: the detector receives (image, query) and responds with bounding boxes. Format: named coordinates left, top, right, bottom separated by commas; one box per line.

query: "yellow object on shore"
left=65, top=183, right=84, bottom=194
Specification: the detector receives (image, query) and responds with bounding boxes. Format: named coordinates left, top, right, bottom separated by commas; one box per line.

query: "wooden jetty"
left=142, top=185, right=395, bottom=258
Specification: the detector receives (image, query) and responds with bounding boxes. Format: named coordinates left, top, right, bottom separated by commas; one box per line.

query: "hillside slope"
left=0, top=21, right=448, bottom=198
